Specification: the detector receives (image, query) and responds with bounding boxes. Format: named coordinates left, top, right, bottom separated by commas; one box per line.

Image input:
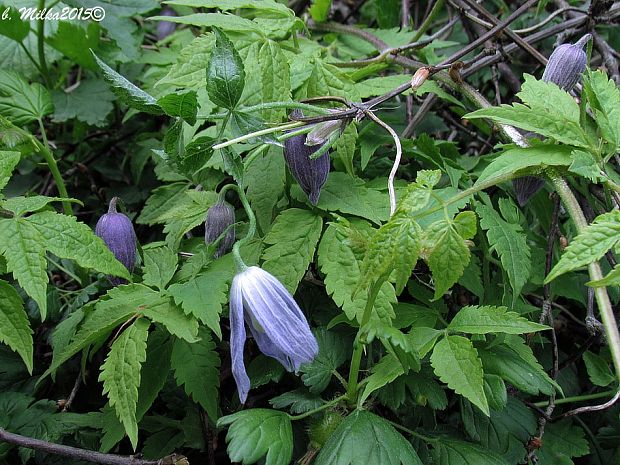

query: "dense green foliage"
left=0, top=1, right=619, bottom=464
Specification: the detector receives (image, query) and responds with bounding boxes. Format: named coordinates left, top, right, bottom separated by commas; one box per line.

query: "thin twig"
left=61, top=370, right=82, bottom=412
left=0, top=428, right=180, bottom=465
left=554, top=389, right=620, bottom=420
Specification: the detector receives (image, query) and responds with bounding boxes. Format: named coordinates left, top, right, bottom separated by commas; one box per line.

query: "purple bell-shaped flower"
left=229, top=266, right=319, bottom=403
left=542, top=34, right=591, bottom=92
left=204, top=199, right=235, bottom=258
left=95, top=197, right=137, bottom=285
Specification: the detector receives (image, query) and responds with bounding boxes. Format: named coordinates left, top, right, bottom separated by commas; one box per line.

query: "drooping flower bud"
left=204, top=199, right=235, bottom=258
left=156, top=7, right=177, bottom=41
left=411, top=67, right=430, bottom=92
left=542, top=34, right=591, bottom=91
left=95, top=197, right=137, bottom=285
left=284, top=111, right=331, bottom=205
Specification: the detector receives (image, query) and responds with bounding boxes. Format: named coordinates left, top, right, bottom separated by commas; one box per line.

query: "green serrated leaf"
left=92, top=51, right=163, bottom=115
left=149, top=12, right=265, bottom=36
left=206, top=28, right=245, bottom=109
left=0, top=151, right=20, bottom=192
left=217, top=409, right=293, bottom=465
left=51, top=79, right=115, bottom=127
left=157, top=33, right=214, bottom=90
left=157, top=91, right=199, bottom=126
left=47, top=21, right=100, bottom=70
left=359, top=354, right=404, bottom=406
left=588, top=263, right=620, bottom=287
left=315, top=410, right=423, bottom=465
left=537, top=419, right=589, bottom=465
left=168, top=269, right=228, bottom=340
left=171, top=327, right=220, bottom=421
left=245, top=146, right=285, bottom=234
left=318, top=222, right=396, bottom=323
left=142, top=246, right=178, bottom=291
left=583, top=70, right=620, bottom=151
left=269, top=389, right=324, bottom=414
left=466, top=75, right=589, bottom=148
left=0, top=280, right=33, bottom=373
left=476, top=204, right=530, bottom=304
left=449, top=306, right=548, bottom=334
left=141, top=297, right=199, bottom=343
left=431, top=335, right=489, bottom=416
left=309, top=0, right=332, bottom=21
left=301, top=328, right=349, bottom=393
left=261, top=208, right=323, bottom=293
left=0, top=70, right=53, bottom=124
left=258, top=40, right=291, bottom=122
left=41, top=284, right=163, bottom=379
left=478, top=335, right=556, bottom=396
left=0, top=7, right=30, bottom=42
left=546, top=210, right=620, bottom=282
left=334, top=122, right=357, bottom=176
left=28, top=211, right=131, bottom=280
left=2, top=196, right=80, bottom=216
left=0, top=218, right=48, bottom=319
left=582, top=351, right=615, bottom=387
left=99, top=317, right=150, bottom=450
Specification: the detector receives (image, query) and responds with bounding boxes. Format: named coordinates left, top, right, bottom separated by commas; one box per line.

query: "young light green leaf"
left=359, top=354, right=404, bottom=406
left=0, top=70, right=53, bottom=124
left=309, top=0, right=332, bottom=21
left=168, top=269, right=229, bottom=340
left=217, top=409, right=293, bottom=465
left=475, top=145, right=573, bottom=186
left=142, top=246, right=178, bottom=291
left=314, top=410, right=423, bottom=465
left=206, top=28, right=245, bottom=109
left=0, top=151, right=20, bottom=192
left=258, top=40, right=291, bottom=122
left=0, top=280, right=33, bottom=374
left=318, top=223, right=397, bottom=323
left=157, top=91, right=199, bottom=125
left=28, top=211, right=131, bottom=280
left=149, top=12, right=264, bottom=35
left=2, top=196, right=80, bottom=217
left=396, top=170, right=441, bottom=215
left=424, top=220, right=471, bottom=300
left=587, top=264, right=620, bottom=287
left=583, top=70, right=620, bottom=151
left=0, top=218, right=48, bottom=319
left=546, top=210, right=620, bottom=282
left=476, top=204, right=530, bottom=304
left=157, top=33, right=214, bottom=90
left=568, top=150, right=605, bottom=182
left=334, top=122, right=357, bottom=176
left=449, top=306, right=548, bottom=334
left=465, top=75, right=590, bottom=148
left=99, top=317, right=150, bottom=450
left=431, top=335, right=489, bottom=416
left=141, top=298, right=199, bottom=343
left=92, top=51, right=163, bottom=115
left=262, top=208, right=323, bottom=293
left=171, top=327, right=220, bottom=421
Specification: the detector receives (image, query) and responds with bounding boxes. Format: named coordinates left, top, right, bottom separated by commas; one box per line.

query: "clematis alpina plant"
left=223, top=184, right=319, bottom=403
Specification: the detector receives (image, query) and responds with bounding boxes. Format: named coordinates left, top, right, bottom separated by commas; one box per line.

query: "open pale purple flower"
left=229, top=266, right=319, bottom=403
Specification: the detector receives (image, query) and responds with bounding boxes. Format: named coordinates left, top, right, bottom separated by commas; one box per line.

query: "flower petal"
left=241, top=267, right=318, bottom=370
left=229, top=274, right=250, bottom=403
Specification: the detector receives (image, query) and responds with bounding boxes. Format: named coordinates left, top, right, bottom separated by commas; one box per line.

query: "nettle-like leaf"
left=206, top=27, right=245, bottom=110
left=359, top=354, right=404, bottom=406
left=142, top=246, right=178, bottom=291
left=476, top=203, right=530, bottom=305
left=0, top=280, right=33, bottom=373
left=42, top=284, right=164, bottom=379
left=261, top=208, right=323, bottom=293
left=140, top=297, right=199, bottom=343
left=583, top=69, right=620, bottom=151
left=157, top=91, right=199, bottom=126
left=0, top=150, right=20, bottom=191
left=157, top=33, right=214, bottom=89
left=546, top=210, right=620, bottom=282
left=269, top=388, right=324, bottom=414
left=92, top=52, right=163, bottom=115
left=465, top=75, right=590, bottom=148
left=258, top=40, right=291, bottom=122
left=318, top=222, right=397, bottom=323
left=314, top=410, right=423, bottom=465
left=0, top=70, right=53, bottom=124
left=588, top=263, right=620, bottom=287
left=537, top=419, right=589, bottom=465
left=431, top=335, right=489, bottom=416
left=217, top=409, right=293, bottom=465
left=448, top=306, right=548, bottom=335
left=99, top=317, right=150, bottom=451
left=171, top=327, right=220, bottom=422
left=582, top=350, right=615, bottom=387
left=300, top=328, right=350, bottom=393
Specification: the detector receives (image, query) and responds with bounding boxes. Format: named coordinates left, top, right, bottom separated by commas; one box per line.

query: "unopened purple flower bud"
left=542, top=34, right=591, bottom=92
left=156, top=7, right=177, bottom=41
left=204, top=199, right=235, bottom=258
left=95, top=197, right=137, bottom=285
left=284, top=111, right=330, bottom=205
